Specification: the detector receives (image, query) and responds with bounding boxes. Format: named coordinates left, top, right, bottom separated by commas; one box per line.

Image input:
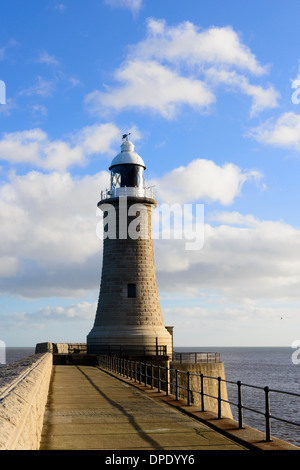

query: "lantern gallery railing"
left=101, top=186, right=156, bottom=201
left=98, top=355, right=300, bottom=444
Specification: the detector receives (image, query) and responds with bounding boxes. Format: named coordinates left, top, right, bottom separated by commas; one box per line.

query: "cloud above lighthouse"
left=85, top=19, right=279, bottom=119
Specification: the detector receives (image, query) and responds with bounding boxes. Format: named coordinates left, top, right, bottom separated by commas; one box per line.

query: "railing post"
left=237, top=381, right=243, bottom=429
left=145, top=363, right=147, bottom=387
left=134, top=361, right=137, bottom=382
left=151, top=364, right=154, bottom=389
left=200, top=374, right=205, bottom=411
left=175, top=369, right=179, bottom=400
left=187, top=372, right=191, bottom=406
left=166, top=366, right=169, bottom=396
left=217, top=376, right=222, bottom=418
left=264, top=386, right=272, bottom=442
left=139, top=362, right=142, bottom=384
left=158, top=366, right=161, bottom=393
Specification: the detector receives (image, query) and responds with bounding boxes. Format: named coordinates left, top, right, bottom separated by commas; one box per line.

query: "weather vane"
left=122, top=132, right=131, bottom=141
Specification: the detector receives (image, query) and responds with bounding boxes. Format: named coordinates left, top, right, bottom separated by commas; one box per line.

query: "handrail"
left=98, top=355, right=300, bottom=443
left=101, top=186, right=156, bottom=201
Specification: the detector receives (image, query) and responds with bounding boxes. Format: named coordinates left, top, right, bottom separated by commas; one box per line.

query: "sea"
left=1, top=346, right=299, bottom=446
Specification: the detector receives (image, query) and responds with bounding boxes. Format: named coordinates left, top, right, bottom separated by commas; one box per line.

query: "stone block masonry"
left=87, top=198, right=173, bottom=355
left=0, top=352, right=52, bottom=450
left=170, top=362, right=233, bottom=419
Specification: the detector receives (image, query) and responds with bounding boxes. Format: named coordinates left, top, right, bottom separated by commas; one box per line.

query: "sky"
left=1, top=0, right=300, bottom=348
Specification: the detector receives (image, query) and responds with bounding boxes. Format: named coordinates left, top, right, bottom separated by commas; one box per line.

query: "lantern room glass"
left=111, top=164, right=144, bottom=190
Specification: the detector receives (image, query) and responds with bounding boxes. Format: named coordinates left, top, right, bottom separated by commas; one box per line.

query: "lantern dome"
left=109, top=135, right=145, bottom=170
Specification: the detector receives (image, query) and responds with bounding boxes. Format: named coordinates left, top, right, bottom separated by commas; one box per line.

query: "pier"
left=39, top=364, right=245, bottom=451
left=1, top=347, right=299, bottom=451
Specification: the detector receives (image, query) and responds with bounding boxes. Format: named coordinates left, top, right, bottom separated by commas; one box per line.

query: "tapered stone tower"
left=87, top=135, right=173, bottom=357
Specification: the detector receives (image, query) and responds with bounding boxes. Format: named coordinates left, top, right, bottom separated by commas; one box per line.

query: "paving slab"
left=39, top=365, right=246, bottom=451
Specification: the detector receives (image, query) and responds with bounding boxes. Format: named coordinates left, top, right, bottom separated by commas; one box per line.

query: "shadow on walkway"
left=76, top=365, right=164, bottom=450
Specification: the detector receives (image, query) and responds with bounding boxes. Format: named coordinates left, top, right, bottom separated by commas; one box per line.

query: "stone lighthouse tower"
left=87, top=134, right=173, bottom=358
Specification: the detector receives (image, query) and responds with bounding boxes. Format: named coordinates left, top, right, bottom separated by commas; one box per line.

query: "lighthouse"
left=87, top=134, right=173, bottom=358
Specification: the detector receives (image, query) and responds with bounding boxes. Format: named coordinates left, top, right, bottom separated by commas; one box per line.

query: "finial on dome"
left=109, top=133, right=145, bottom=170
left=122, top=132, right=131, bottom=141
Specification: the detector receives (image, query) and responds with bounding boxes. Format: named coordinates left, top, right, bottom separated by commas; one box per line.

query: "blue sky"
left=1, top=0, right=300, bottom=348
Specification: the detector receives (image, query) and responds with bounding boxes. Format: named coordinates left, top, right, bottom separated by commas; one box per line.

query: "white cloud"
left=134, top=19, right=267, bottom=76
left=0, top=39, right=19, bottom=62
left=0, top=122, right=121, bottom=171
left=151, top=159, right=262, bottom=205
left=36, top=51, right=60, bottom=67
left=0, top=98, right=17, bottom=116
left=104, top=0, right=143, bottom=14
left=0, top=169, right=109, bottom=296
left=248, top=112, right=300, bottom=150
left=205, top=68, right=279, bottom=116
left=155, top=212, right=300, bottom=306
left=75, top=122, right=123, bottom=155
left=85, top=60, right=215, bottom=118
left=55, top=3, right=66, bottom=13
left=19, top=75, right=56, bottom=97
left=1, top=301, right=96, bottom=331
left=86, top=19, right=278, bottom=118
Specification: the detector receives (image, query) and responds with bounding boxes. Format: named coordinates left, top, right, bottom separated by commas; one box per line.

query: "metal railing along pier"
left=98, top=355, right=300, bottom=443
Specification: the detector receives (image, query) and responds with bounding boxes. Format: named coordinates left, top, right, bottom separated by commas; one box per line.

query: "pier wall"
left=170, top=361, right=233, bottom=419
left=0, top=352, right=52, bottom=450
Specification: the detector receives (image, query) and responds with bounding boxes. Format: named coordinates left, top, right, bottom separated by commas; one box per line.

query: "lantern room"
left=109, top=134, right=145, bottom=192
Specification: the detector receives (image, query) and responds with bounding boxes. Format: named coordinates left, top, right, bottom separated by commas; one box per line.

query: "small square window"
left=128, top=283, right=136, bottom=298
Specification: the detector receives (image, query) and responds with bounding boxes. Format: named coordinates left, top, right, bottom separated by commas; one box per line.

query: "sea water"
left=3, top=347, right=36, bottom=365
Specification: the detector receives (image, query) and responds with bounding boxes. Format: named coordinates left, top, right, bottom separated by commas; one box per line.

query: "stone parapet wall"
left=170, top=361, right=233, bottom=419
left=35, top=342, right=87, bottom=354
left=0, top=352, right=52, bottom=450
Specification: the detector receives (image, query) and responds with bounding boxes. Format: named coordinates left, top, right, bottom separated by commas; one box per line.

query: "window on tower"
left=127, top=283, right=137, bottom=298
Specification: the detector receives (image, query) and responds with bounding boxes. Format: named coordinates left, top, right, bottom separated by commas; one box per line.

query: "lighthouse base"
left=86, top=325, right=173, bottom=358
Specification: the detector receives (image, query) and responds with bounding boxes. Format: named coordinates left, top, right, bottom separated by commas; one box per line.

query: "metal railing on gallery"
left=100, top=186, right=156, bottom=201
left=98, top=355, right=300, bottom=444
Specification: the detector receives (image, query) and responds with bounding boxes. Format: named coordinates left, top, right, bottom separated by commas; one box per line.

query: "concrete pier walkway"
left=39, top=365, right=246, bottom=451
